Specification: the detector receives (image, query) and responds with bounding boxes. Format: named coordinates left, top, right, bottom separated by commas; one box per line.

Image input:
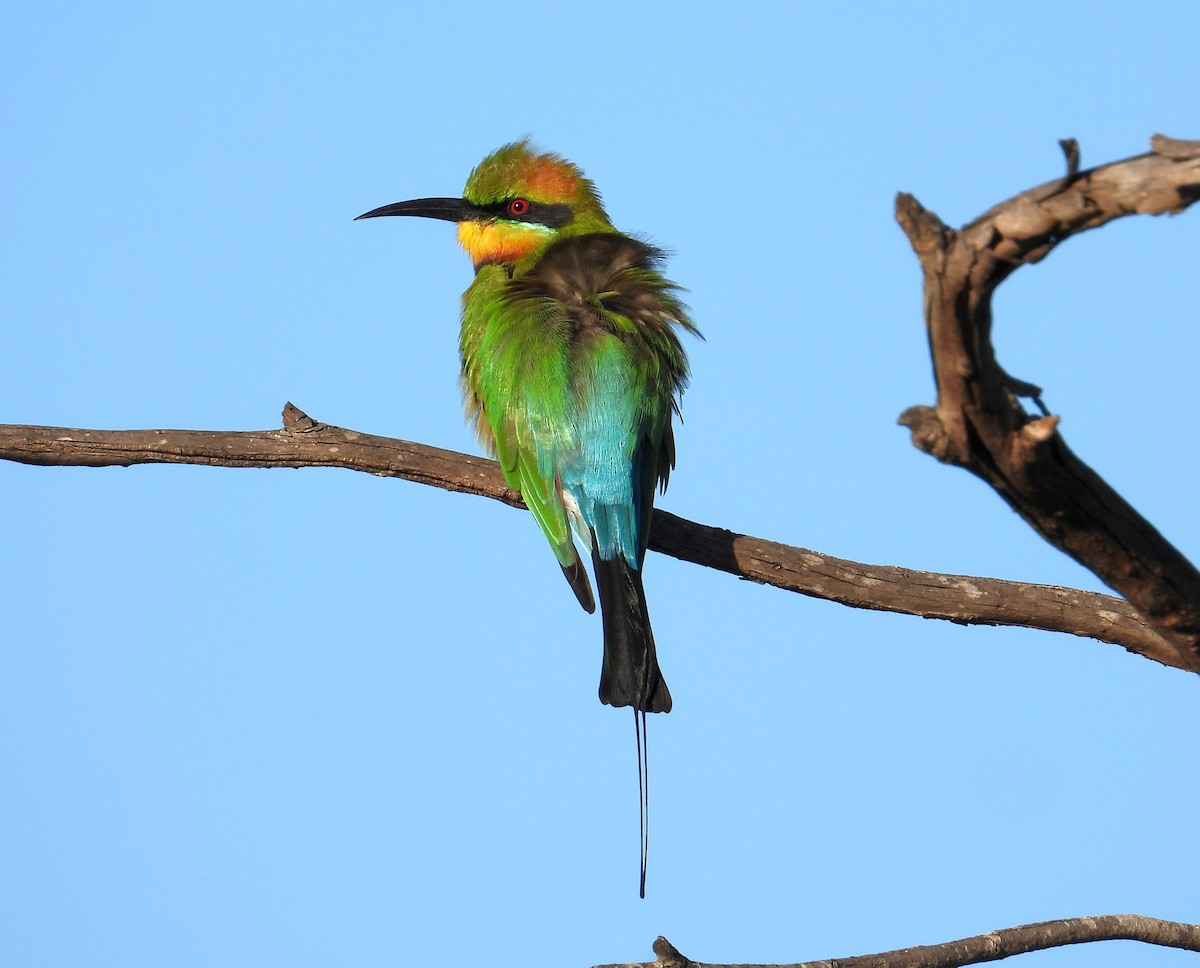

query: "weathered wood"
left=0, top=406, right=1183, bottom=671
left=897, top=134, right=1200, bottom=672
left=597, top=915, right=1200, bottom=968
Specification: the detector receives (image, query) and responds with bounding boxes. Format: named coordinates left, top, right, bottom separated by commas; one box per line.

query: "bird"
left=357, top=140, right=699, bottom=895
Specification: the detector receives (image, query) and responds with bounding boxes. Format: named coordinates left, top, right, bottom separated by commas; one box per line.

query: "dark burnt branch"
left=0, top=406, right=1185, bottom=672
left=897, top=133, right=1200, bottom=673
left=598, top=915, right=1200, bottom=968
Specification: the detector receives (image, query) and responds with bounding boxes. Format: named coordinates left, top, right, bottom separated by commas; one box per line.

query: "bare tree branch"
left=896, top=133, right=1200, bottom=673
left=0, top=405, right=1186, bottom=671
left=598, top=915, right=1200, bottom=968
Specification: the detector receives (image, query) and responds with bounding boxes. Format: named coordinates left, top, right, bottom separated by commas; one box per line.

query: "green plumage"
left=358, top=140, right=699, bottom=712
left=357, top=140, right=699, bottom=896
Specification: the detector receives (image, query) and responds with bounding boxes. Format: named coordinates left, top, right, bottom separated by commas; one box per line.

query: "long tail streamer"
left=635, top=708, right=649, bottom=898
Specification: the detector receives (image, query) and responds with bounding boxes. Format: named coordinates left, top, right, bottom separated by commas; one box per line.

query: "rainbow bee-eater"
left=357, top=141, right=698, bottom=893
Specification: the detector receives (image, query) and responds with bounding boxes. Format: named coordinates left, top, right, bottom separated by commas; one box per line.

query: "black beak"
left=354, top=197, right=477, bottom=222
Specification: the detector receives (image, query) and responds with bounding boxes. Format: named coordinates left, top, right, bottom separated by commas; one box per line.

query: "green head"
left=356, top=140, right=615, bottom=271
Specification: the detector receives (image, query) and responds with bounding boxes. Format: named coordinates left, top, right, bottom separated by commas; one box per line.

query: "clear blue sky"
left=3, top=3, right=1198, bottom=966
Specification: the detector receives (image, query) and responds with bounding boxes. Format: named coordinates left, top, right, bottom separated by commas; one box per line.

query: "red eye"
left=506, top=198, right=529, bottom=217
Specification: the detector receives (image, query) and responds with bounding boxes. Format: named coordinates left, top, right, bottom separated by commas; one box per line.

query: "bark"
left=6, top=138, right=1200, bottom=968
left=0, top=405, right=1184, bottom=672
left=597, top=915, right=1200, bottom=968
left=896, top=134, right=1200, bottom=673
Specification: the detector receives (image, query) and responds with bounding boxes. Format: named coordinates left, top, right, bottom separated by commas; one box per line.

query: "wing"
left=459, top=236, right=697, bottom=602
left=461, top=265, right=596, bottom=612
left=505, top=233, right=700, bottom=567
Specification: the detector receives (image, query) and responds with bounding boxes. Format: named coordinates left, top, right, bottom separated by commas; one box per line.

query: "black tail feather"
left=635, top=708, right=649, bottom=898
left=592, top=548, right=672, bottom=713
left=592, top=543, right=669, bottom=896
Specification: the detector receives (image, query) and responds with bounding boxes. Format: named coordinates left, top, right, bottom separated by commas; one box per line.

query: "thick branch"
left=0, top=406, right=1186, bottom=672
left=598, top=915, right=1200, bottom=968
left=897, top=133, right=1200, bottom=673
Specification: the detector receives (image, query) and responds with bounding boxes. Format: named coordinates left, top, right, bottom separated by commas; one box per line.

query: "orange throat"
left=457, top=220, right=549, bottom=269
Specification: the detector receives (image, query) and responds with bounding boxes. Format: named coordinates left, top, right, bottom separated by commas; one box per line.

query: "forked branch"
left=5, top=135, right=1199, bottom=675
left=896, top=134, right=1200, bottom=673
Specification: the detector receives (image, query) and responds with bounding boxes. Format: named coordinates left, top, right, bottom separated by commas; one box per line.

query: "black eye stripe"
left=481, top=199, right=574, bottom=229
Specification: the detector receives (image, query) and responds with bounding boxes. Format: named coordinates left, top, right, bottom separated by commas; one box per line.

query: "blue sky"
left=3, top=2, right=1199, bottom=966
